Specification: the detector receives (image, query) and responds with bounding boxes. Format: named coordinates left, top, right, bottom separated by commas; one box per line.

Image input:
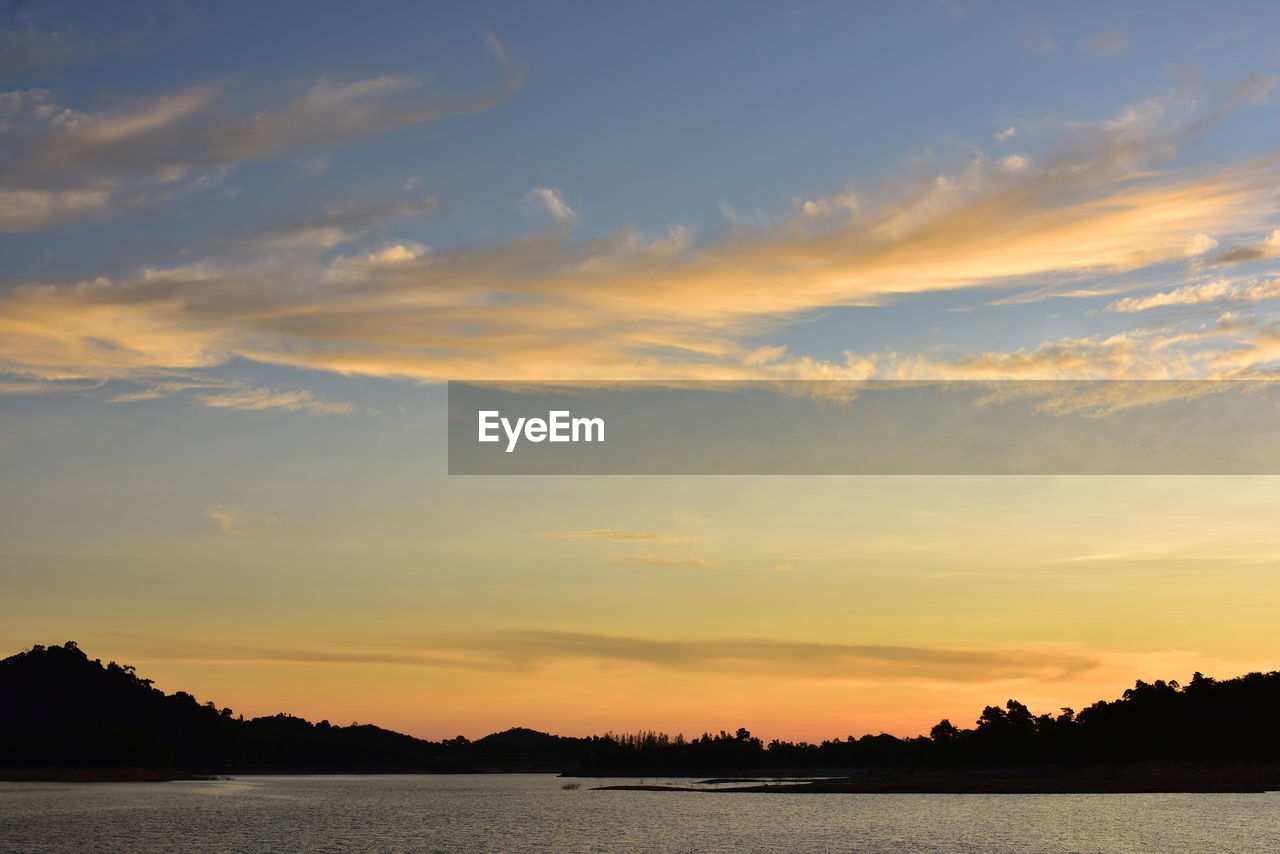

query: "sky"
left=3, top=0, right=1280, bottom=742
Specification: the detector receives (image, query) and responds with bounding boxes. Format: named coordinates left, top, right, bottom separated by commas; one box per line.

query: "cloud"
left=194, top=387, right=355, bottom=415
left=294, top=153, right=332, bottom=179
left=934, top=0, right=965, bottom=19
left=0, top=187, right=114, bottom=231
left=1, top=88, right=1278, bottom=388
left=1197, top=29, right=1250, bottom=52
left=998, top=153, right=1030, bottom=171
left=0, top=24, right=73, bottom=77
left=856, top=328, right=1219, bottom=381
left=94, top=634, right=498, bottom=672
left=224, top=196, right=441, bottom=254
left=1082, top=26, right=1129, bottom=56
left=793, top=191, right=857, bottom=217
left=523, top=186, right=577, bottom=223
left=1205, top=315, right=1280, bottom=374
left=0, top=7, right=195, bottom=79
left=1203, top=245, right=1273, bottom=266
left=482, top=30, right=511, bottom=66
left=251, top=225, right=359, bottom=252
left=995, top=126, right=1017, bottom=141
left=478, top=630, right=1097, bottom=681
left=821, top=302, right=1280, bottom=389
left=89, top=373, right=357, bottom=414
left=0, top=39, right=523, bottom=231
left=613, top=555, right=712, bottom=567
left=1195, top=231, right=1280, bottom=268
left=1107, top=276, right=1280, bottom=313
left=102, top=630, right=1100, bottom=683
left=672, top=510, right=707, bottom=527
left=1021, top=26, right=1056, bottom=54
left=206, top=505, right=279, bottom=537
left=0, top=377, right=102, bottom=395
left=535, top=529, right=694, bottom=542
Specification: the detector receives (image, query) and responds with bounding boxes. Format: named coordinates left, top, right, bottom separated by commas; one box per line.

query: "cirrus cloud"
left=0, top=35, right=523, bottom=232
left=535, top=529, right=695, bottom=543
left=1, top=84, right=1279, bottom=397
left=613, top=555, right=712, bottom=567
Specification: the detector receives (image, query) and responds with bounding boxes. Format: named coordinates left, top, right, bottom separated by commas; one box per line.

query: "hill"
left=0, top=641, right=471, bottom=775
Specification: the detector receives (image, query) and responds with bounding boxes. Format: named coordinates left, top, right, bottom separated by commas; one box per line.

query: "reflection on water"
left=1, top=774, right=1277, bottom=854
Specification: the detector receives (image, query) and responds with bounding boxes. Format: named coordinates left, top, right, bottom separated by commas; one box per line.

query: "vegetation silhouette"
left=3, top=642, right=1279, bottom=780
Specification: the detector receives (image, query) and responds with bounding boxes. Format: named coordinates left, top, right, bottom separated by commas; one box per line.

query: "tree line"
left=3, top=641, right=1277, bottom=775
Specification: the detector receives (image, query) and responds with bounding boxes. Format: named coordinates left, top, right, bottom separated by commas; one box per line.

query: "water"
left=1, top=774, right=1276, bottom=853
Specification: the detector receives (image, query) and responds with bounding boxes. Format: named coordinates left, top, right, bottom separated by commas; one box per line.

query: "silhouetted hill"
left=0, top=642, right=470, bottom=774
left=469, top=727, right=592, bottom=771
left=476, top=727, right=563, bottom=747
left=4, top=641, right=1279, bottom=782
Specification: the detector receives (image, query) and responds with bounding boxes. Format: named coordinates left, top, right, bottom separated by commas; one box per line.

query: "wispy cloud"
left=792, top=190, right=857, bottom=217
left=1194, top=230, right=1280, bottom=268
left=535, top=529, right=694, bottom=542
left=93, top=634, right=497, bottom=672
left=194, top=387, right=355, bottom=415
left=1020, top=25, right=1056, bottom=54
left=1108, top=275, right=1280, bottom=313
left=230, top=197, right=442, bottom=254
left=0, top=23, right=73, bottom=77
left=612, top=555, right=712, bottom=567
left=1082, top=25, right=1129, bottom=56
left=93, top=373, right=358, bottom=415
left=100, top=630, right=1100, bottom=683
left=206, top=505, right=279, bottom=537
left=523, top=186, right=577, bottom=223
left=0, top=37, right=523, bottom=232
left=0, top=7, right=192, bottom=80
left=0, top=377, right=102, bottom=395
left=293, top=153, right=332, bottom=179
left=843, top=328, right=1221, bottom=381
left=481, top=630, right=1097, bottom=681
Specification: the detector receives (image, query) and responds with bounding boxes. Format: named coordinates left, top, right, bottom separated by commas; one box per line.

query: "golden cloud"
left=2, top=87, right=1279, bottom=394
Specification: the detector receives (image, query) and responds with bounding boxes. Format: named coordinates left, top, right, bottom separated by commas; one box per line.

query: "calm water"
left=1, top=774, right=1277, bottom=854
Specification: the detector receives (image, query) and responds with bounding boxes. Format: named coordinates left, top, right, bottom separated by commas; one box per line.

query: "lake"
left=1, top=774, right=1276, bottom=853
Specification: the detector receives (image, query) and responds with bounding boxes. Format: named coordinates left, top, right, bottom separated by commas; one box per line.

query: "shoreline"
left=593, top=762, right=1280, bottom=794
left=6, top=760, right=1280, bottom=792
left=0, top=768, right=218, bottom=783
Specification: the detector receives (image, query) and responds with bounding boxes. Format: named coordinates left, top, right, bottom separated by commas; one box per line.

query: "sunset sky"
left=3, top=0, right=1280, bottom=742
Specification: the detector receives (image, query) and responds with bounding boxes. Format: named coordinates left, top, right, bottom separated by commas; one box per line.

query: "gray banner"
left=447, top=380, right=1280, bottom=474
